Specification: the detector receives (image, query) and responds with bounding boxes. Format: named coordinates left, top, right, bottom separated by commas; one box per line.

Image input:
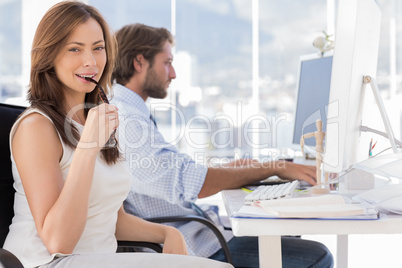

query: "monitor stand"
left=363, top=76, right=398, bottom=153
left=342, top=76, right=401, bottom=191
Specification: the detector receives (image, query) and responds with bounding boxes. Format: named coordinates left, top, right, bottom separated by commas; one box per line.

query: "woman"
left=3, top=1, right=232, bottom=268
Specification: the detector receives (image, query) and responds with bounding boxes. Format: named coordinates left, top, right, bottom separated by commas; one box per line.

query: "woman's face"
left=54, top=17, right=106, bottom=98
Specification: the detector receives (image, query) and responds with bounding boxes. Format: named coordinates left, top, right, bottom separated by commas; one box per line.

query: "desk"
left=222, top=189, right=402, bottom=268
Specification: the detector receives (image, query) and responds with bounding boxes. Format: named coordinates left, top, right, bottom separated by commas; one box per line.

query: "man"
left=111, top=23, right=333, bottom=267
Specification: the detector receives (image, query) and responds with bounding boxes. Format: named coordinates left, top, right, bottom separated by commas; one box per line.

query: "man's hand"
left=274, top=160, right=317, bottom=185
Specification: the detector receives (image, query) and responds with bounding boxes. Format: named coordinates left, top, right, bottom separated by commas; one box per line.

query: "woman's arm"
left=12, top=113, right=98, bottom=254
left=12, top=104, right=117, bottom=254
left=115, top=206, right=188, bottom=255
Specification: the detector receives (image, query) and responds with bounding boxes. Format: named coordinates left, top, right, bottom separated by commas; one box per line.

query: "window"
left=0, top=0, right=21, bottom=102
left=2, top=0, right=401, bottom=159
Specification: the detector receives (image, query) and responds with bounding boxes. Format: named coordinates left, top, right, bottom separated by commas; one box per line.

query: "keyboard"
left=244, top=180, right=300, bottom=204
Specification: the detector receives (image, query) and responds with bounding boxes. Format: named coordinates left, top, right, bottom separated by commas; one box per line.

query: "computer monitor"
left=292, top=53, right=333, bottom=151
left=323, top=0, right=382, bottom=173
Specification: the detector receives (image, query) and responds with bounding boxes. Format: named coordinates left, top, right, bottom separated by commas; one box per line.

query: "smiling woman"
left=28, top=0, right=119, bottom=164
left=53, top=18, right=107, bottom=126
left=1, top=1, right=233, bottom=268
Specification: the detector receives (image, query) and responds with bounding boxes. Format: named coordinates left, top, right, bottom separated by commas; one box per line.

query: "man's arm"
left=120, top=112, right=206, bottom=204
left=198, top=160, right=316, bottom=198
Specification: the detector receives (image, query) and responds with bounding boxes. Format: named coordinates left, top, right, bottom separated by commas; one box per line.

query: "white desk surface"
left=222, top=188, right=402, bottom=268
left=223, top=189, right=402, bottom=236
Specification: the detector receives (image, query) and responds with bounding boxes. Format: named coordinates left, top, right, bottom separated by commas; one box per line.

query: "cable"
left=318, top=145, right=395, bottom=189
left=311, top=126, right=401, bottom=190
left=373, top=147, right=394, bottom=157
left=359, top=125, right=402, bottom=147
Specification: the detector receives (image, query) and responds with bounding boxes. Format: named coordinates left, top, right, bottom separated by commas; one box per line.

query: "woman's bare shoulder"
left=13, top=111, right=62, bottom=153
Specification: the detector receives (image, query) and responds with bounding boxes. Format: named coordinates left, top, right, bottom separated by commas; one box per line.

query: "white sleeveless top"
left=3, top=108, right=131, bottom=268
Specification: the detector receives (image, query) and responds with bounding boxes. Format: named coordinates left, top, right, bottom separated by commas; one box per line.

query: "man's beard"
left=143, top=66, right=168, bottom=99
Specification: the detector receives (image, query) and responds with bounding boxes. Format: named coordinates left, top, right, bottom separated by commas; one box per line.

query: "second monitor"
left=292, top=53, right=333, bottom=149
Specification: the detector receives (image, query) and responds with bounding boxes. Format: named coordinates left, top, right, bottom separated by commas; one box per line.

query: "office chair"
left=0, top=103, right=26, bottom=268
left=146, top=214, right=233, bottom=264
left=118, top=213, right=233, bottom=264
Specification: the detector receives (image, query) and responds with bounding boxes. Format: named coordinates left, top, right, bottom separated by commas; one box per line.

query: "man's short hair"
left=112, top=23, right=174, bottom=85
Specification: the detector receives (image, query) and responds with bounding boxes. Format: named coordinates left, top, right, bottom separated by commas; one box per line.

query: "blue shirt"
left=111, top=84, right=233, bottom=257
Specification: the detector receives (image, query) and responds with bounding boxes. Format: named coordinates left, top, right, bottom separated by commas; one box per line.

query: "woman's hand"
left=116, top=207, right=188, bottom=255
left=162, top=227, right=188, bottom=255
left=79, top=103, right=118, bottom=150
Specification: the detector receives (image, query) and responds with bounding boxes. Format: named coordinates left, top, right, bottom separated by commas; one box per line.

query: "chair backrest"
left=0, top=103, right=26, bottom=247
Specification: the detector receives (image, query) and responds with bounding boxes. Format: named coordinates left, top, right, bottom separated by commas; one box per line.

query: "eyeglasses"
left=85, top=77, right=117, bottom=148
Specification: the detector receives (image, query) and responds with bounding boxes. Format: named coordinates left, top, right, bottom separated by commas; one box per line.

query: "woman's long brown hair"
left=27, top=1, right=119, bottom=164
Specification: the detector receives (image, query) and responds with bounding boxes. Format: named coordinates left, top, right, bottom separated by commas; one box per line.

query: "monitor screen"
left=323, top=0, right=381, bottom=173
left=292, top=54, right=333, bottom=148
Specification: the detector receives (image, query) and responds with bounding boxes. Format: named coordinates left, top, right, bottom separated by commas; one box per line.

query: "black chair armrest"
left=0, top=248, right=24, bottom=268
left=117, top=240, right=163, bottom=253
left=146, top=215, right=233, bottom=264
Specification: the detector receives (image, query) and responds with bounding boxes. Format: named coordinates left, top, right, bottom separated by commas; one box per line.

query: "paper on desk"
left=233, top=195, right=379, bottom=219
left=353, top=184, right=402, bottom=215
